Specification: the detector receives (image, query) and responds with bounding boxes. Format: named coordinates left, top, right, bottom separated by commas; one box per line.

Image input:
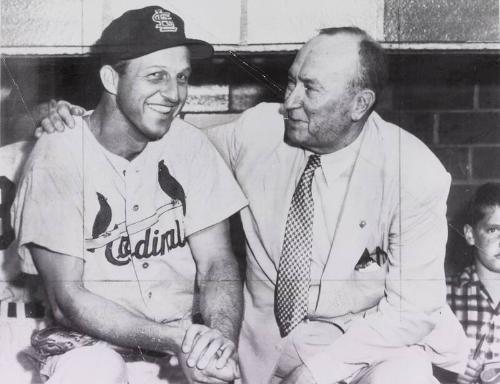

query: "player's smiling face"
left=115, top=46, right=191, bottom=141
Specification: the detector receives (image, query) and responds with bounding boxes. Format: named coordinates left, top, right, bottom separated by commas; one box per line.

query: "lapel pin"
left=359, top=220, right=366, bottom=228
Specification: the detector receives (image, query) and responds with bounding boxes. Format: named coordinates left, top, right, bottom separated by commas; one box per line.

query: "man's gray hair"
left=319, top=26, right=388, bottom=98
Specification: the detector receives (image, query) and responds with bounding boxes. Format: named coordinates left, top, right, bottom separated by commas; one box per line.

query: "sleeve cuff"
left=185, top=198, right=247, bottom=236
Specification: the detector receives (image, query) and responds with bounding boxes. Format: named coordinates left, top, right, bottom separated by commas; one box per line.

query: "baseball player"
left=12, top=6, right=246, bottom=384
left=0, top=67, right=45, bottom=384
left=0, top=140, right=47, bottom=384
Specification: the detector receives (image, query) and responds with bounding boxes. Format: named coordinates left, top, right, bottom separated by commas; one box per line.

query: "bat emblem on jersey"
left=158, top=160, right=186, bottom=215
left=88, top=192, right=112, bottom=252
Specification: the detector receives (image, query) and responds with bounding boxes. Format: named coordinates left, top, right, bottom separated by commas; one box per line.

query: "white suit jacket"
left=207, top=103, right=467, bottom=384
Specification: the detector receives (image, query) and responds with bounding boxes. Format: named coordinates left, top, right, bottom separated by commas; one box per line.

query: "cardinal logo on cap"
left=152, top=9, right=178, bottom=32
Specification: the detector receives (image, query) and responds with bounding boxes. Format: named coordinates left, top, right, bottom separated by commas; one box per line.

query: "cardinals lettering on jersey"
left=105, top=221, right=187, bottom=266
left=86, top=168, right=188, bottom=266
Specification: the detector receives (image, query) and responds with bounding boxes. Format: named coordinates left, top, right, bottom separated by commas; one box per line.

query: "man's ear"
left=351, top=89, right=375, bottom=121
left=99, top=65, right=119, bottom=95
left=464, top=224, right=476, bottom=246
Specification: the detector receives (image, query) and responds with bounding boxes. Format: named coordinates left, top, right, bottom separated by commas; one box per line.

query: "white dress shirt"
left=304, top=131, right=364, bottom=313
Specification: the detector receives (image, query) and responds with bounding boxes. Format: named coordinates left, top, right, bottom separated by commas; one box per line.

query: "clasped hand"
left=457, top=358, right=483, bottom=384
left=180, top=324, right=239, bottom=384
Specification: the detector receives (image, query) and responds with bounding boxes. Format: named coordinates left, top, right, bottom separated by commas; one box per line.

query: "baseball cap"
left=92, top=6, right=214, bottom=64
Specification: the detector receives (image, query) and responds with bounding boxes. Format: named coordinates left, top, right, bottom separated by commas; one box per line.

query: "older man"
left=36, top=26, right=467, bottom=384
left=206, top=27, right=466, bottom=384
left=13, top=6, right=246, bottom=384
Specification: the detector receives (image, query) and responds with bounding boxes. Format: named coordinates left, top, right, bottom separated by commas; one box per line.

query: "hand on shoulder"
left=34, top=99, right=85, bottom=138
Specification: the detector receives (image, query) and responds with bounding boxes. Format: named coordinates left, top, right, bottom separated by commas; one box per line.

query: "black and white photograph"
left=0, top=1, right=499, bottom=383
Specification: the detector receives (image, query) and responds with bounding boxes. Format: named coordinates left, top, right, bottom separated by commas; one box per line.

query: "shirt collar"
left=304, top=127, right=364, bottom=186
left=458, top=264, right=500, bottom=310
left=457, top=264, right=480, bottom=287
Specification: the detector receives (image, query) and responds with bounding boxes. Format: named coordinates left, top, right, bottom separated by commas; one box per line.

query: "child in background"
left=448, top=183, right=500, bottom=384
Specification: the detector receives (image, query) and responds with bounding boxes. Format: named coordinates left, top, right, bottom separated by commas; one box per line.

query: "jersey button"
left=133, top=204, right=139, bottom=211
left=142, top=262, right=149, bottom=269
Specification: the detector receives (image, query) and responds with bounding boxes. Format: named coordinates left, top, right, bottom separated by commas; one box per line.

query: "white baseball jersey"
left=13, top=113, right=247, bottom=323
left=0, top=141, right=45, bottom=384
left=0, top=140, right=35, bottom=302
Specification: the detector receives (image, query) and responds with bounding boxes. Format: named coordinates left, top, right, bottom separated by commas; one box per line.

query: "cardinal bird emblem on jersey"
left=158, top=160, right=186, bottom=216
left=88, top=192, right=112, bottom=252
left=87, top=167, right=187, bottom=265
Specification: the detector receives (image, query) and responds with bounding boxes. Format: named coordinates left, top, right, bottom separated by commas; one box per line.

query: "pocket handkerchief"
left=354, top=247, right=388, bottom=271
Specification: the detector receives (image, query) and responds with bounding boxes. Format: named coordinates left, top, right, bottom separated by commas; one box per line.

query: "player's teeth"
left=148, top=104, right=170, bottom=113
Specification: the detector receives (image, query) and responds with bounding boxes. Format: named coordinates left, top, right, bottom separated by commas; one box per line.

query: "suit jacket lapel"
left=259, top=145, right=305, bottom=268
left=321, top=121, right=385, bottom=281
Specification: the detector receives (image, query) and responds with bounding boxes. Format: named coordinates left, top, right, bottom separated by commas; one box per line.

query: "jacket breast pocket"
left=354, top=246, right=388, bottom=273
left=350, top=247, right=388, bottom=307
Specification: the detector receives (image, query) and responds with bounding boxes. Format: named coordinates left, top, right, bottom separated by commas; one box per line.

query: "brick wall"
left=2, top=52, right=499, bottom=273
left=182, top=53, right=500, bottom=213
left=380, top=54, right=500, bottom=273
left=182, top=52, right=500, bottom=273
